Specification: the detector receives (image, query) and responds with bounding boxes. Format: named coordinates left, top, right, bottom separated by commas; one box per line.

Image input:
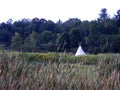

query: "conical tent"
left=75, top=46, right=86, bottom=56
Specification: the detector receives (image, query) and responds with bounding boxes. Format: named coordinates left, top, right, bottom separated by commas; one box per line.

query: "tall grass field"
left=0, top=51, right=120, bottom=90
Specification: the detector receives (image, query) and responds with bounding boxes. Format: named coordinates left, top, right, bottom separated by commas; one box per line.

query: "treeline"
left=0, top=8, right=120, bottom=54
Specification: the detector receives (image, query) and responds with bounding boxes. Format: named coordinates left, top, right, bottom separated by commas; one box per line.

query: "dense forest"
left=0, top=8, right=120, bottom=54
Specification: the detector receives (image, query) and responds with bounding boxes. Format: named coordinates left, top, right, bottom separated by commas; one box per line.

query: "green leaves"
left=10, top=33, right=23, bottom=51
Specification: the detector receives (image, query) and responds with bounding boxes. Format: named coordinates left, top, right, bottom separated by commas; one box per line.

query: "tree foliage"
left=0, top=8, right=120, bottom=54
left=10, top=33, right=23, bottom=51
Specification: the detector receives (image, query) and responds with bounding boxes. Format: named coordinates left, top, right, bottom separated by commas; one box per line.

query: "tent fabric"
left=75, top=46, right=86, bottom=56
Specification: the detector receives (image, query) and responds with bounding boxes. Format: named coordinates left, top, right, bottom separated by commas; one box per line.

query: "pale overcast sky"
left=0, top=0, right=119, bottom=22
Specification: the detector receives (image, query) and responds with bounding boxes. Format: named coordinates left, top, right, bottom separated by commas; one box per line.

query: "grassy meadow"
left=0, top=51, right=120, bottom=90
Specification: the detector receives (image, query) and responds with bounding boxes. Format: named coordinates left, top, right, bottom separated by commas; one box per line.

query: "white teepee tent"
left=75, top=46, right=86, bottom=56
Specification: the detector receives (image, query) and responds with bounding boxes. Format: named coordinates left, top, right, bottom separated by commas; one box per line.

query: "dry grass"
left=0, top=52, right=120, bottom=90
